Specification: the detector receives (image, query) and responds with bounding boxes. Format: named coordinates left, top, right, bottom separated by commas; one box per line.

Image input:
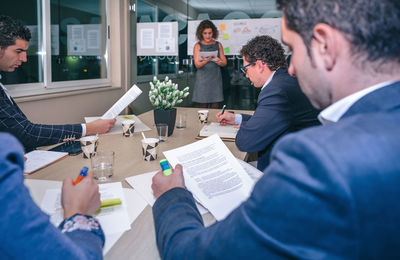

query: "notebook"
left=197, top=122, right=238, bottom=141
left=24, top=150, right=68, bottom=174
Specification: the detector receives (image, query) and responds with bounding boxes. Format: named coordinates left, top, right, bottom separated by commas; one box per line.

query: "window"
left=1, top=0, right=110, bottom=97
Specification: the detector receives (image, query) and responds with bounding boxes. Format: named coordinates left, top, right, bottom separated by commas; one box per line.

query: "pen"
left=160, top=159, right=173, bottom=176
left=100, top=198, right=122, bottom=208
left=221, top=104, right=226, bottom=115
left=73, top=166, right=89, bottom=186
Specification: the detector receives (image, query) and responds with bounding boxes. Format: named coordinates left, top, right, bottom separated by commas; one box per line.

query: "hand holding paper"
left=86, top=118, right=116, bottom=135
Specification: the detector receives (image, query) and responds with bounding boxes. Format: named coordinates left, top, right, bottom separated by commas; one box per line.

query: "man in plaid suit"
left=0, top=15, right=115, bottom=152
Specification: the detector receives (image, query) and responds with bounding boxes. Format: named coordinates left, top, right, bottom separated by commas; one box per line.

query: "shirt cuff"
left=235, top=114, right=242, bottom=125
left=59, top=214, right=105, bottom=247
left=81, top=124, right=86, bottom=137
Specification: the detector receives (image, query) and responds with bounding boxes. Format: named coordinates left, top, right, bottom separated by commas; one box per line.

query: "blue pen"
left=221, top=104, right=226, bottom=115
left=73, top=166, right=88, bottom=185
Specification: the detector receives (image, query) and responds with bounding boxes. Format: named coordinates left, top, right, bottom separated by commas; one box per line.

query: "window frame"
left=7, top=0, right=112, bottom=98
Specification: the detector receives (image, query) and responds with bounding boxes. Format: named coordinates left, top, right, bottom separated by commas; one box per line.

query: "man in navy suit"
left=0, top=132, right=104, bottom=258
left=0, top=15, right=115, bottom=152
left=216, top=35, right=320, bottom=170
left=151, top=0, right=400, bottom=258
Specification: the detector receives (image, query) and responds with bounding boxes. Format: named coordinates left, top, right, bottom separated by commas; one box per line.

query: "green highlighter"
left=100, top=198, right=122, bottom=208
left=160, top=159, right=173, bottom=176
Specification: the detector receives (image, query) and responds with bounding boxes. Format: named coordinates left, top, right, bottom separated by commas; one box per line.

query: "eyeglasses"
left=240, top=61, right=256, bottom=74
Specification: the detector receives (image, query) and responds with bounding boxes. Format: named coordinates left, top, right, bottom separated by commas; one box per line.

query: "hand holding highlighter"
left=160, top=159, right=172, bottom=176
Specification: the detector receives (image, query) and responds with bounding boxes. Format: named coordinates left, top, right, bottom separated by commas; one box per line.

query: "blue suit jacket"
left=0, top=86, right=82, bottom=152
left=0, top=133, right=104, bottom=259
left=153, top=82, right=400, bottom=259
left=236, top=68, right=320, bottom=171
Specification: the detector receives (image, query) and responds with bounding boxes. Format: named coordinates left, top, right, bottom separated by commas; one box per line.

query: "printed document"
left=24, top=179, right=147, bottom=255
left=102, top=85, right=142, bottom=119
left=40, top=182, right=131, bottom=235
left=163, top=134, right=254, bottom=221
left=200, top=122, right=238, bottom=139
left=125, top=171, right=209, bottom=215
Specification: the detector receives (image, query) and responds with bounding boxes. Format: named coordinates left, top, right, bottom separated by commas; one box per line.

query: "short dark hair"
left=196, top=20, right=218, bottom=41
left=240, top=35, right=287, bottom=71
left=0, top=15, right=31, bottom=50
left=277, top=0, right=400, bottom=67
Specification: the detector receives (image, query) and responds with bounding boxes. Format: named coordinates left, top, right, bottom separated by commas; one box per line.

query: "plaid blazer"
left=0, top=86, right=82, bottom=152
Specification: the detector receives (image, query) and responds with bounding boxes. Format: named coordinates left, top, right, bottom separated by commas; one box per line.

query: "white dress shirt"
left=318, top=81, right=395, bottom=125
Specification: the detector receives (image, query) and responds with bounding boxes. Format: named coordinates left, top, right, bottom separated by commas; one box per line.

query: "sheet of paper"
left=103, top=188, right=147, bottom=254
left=140, top=28, right=154, bottom=49
left=199, top=50, right=218, bottom=61
left=24, top=180, right=147, bottom=256
left=200, top=122, right=238, bottom=139
left=236, top=159, right=263, bottom=182
left=24, top=150, right=68, bottom=174
left=40, top=182, right=131, bottom=235
left=163, top=134, right=255, bottom=221
left=125, top=171, right=209, bottom=215
left=102, top=85, right=142, bottom=119
left=85, top=115, right=151, bottom=135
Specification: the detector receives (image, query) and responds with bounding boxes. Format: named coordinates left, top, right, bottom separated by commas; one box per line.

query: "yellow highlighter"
left=100, top=198, right=122, bottom=208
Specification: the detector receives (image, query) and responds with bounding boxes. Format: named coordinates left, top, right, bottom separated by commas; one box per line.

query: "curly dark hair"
left=240, top=35, right=287, bottom=71
left=277, top=0, right=400, bottom=68
left=0, top=15, right=31, bottom=50
left=196, top=20, right=218, bottom=41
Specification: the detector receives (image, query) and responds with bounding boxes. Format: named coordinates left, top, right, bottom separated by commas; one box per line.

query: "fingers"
left=174, top=164, right=183, bottom=175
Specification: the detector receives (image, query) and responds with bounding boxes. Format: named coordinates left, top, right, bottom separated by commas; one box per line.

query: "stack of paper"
left=24, top=150, right=68, bottom=174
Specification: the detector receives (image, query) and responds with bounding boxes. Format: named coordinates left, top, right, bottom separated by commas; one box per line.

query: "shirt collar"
left=318, top=81, right=395, bottom=125
left=261, top=67, right=279, bottom=90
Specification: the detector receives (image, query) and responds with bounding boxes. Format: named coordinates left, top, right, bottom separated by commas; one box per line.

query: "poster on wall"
left=187, top=18, right=285, bottom=56
left=137, top=22, right=178, bottom=56
left=67, top=24, right=102, bottom=56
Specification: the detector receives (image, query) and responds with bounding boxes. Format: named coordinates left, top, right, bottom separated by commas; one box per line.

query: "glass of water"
left=91, top=151, right=115, bottom=181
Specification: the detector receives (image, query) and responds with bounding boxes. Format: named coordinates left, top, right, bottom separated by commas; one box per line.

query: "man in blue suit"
left=0, top=15, right=115, bottom=152
left=216, top=35, right=320, bottom=170
left=151, top=0, right=400, bottom=258
left=0, top=132, right=105, bottom=258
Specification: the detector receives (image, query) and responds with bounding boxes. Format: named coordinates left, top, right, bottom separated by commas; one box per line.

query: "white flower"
left=184, top=92, right=189, bottom=98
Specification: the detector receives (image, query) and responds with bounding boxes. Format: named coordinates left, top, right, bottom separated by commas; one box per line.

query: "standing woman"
left=192, top=20, right=227, bottom=108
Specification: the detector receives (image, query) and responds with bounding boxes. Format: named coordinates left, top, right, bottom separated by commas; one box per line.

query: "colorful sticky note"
left=219, top=24, right=226, bottom=30
left=222, top=33, right=229, bottom=40
left=224, top=47, right=230, bottom=54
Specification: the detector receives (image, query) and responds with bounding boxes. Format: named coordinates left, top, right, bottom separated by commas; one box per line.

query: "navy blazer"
left=0, top=133, right=104, bottom=258
left=0, top=86, right=82, bottom=152
left=236, top=68, right=320, bottom=171
left=153, top=82, right=400, bottom=259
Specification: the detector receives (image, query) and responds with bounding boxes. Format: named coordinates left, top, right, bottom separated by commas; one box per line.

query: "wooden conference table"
left=26, top=107, right=252, bottom=259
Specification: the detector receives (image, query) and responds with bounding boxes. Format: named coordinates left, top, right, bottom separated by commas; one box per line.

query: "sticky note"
left=219, top=24, right=226, bottom=30
left=224, top=47, right=230, bottom=54
left=222, top=33, right=229, bottom=40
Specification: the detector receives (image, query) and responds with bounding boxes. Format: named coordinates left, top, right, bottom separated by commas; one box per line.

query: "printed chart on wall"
left=187, top=18, right=285, bottom=56
left=137, top=22, right=179, bottom=56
